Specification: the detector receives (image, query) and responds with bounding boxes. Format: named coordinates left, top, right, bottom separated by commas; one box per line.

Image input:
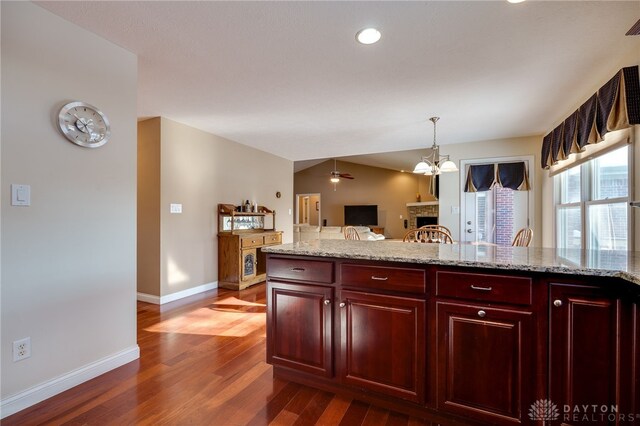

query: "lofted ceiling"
left=38, top=1, right=639, bottom=164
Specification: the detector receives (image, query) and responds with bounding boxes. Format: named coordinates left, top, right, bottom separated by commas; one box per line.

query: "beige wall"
left=309, top=194, right=320, bottom=225
left=295, top=139, right=541, bottom=242
left=137, top=118, right=161, bottom=296
left=137, top=118, right=293, bottom=298
left=294, top=160, right=435, bottom=238
left=1, top=1, right=138, bottom=409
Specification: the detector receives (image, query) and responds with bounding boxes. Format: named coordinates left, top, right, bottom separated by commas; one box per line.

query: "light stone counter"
left=263, top=240, right=640, bottom=286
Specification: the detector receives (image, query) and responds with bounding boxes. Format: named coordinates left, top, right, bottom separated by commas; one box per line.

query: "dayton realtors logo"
left=528, top=400, right=640, bottom=423
left=528, top=399, right=560, bottom=421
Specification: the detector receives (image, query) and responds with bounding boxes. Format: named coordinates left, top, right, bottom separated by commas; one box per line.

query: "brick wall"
left=496, top=188, right=514, bottom=246
left=407, top=204, right=439, bottom=229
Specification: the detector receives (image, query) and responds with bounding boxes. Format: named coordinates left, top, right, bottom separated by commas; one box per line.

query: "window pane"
left=557, top=206, right=582, bottom=249
left=592, top=146, right=628, bottom=200
left=587, top=203, right=627, bottom=250
left=559, top=167, right=581, bottom=204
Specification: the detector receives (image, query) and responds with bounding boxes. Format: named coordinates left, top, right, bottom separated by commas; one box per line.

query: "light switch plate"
left=11, top=184, right=31, bottom=206
left=170, top=203, right=182, bottom=214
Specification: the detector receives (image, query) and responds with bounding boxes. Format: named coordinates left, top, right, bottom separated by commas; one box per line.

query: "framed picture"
left=315, top=201, right=319, bottom=211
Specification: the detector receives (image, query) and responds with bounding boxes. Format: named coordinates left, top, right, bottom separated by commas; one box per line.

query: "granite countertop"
left=263, top=240, right=640, bottom=286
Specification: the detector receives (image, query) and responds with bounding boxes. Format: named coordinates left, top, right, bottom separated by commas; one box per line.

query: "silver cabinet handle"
left=371, top=276, right=388, bottom=281
left=470, top=285, right=492, bottom=292
left=290, top=267, right=305, bottom=272
left=553, top=299, right=563, bottom=307
left=339, top=302, right=346, bottom=308
left=324, top=299, right=331, bottom=305
left=466, top=229, right=472, bottom=233
left=478, top=310, right=486, bottom=318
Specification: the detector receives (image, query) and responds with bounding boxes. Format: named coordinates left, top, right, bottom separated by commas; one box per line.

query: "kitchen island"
left=263, top=240, right=640, bottom=425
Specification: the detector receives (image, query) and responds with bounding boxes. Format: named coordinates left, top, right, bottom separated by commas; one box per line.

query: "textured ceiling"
left=37, top=1, right=640, bottom=162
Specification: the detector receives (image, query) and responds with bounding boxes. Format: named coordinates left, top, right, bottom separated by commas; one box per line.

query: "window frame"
left=553, top=141, right=634, bottom=251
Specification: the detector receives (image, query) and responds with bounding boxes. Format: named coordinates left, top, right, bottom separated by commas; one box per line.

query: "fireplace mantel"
left=406, top=201, right=439, bottom=207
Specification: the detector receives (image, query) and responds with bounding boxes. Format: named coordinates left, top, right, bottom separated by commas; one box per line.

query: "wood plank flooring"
left=3, top=284, right=435, bottom=426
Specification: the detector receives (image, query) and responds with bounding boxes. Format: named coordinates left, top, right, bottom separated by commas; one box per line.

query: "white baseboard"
left=137, top=281, right=218, bottom=305
left=0, top=345, right=140, bottom=419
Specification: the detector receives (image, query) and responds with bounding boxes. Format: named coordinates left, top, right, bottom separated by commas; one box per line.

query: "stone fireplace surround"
left=406, top=202, right=438, bottom=229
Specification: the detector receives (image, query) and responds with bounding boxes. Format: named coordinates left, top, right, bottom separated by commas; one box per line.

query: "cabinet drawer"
left=264, top=233, right=282, bottom=245
left=341, top=264, right=426, bottom=294
left=268, top=258, right=334, bottom=284
left=241, top=236, right=263, bottom=248
left=436, top=270, right=532, bottom=305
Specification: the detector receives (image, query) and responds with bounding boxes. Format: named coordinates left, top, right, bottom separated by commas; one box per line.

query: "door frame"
left=295, top=193, right=321, bottom=226
left=459, top=155, right=535, bottom=244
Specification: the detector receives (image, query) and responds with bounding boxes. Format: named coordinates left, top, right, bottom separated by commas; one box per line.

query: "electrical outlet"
left=13, top=337, right=31, bottom=362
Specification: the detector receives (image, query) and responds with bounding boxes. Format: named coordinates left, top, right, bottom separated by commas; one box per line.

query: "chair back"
left=418, top=225, right=453, bottom=238
left=512, top=228, right=533, bottom=247
left=403, top=228, right=453, bottom=244
left=343, top=226, right=360, bottom=240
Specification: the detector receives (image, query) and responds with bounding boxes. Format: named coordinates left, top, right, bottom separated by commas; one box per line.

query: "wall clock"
left=58, top=101, right=110, bottom=148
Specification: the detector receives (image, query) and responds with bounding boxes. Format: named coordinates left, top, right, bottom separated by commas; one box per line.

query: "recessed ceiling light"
left=356, top=28, right=381, bottom=45
left=507, top=0, right=526, bottom=3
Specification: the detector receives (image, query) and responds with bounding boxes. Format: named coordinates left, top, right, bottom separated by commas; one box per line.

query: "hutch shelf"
left=217, top=203, right=282, bottom=290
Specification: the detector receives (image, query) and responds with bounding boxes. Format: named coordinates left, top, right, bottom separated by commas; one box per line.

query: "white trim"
left=136, top=292, right=161, bottom=304
left=0, top=346, right=139, bottom=419
left=137, top=281, right=218, bottom=305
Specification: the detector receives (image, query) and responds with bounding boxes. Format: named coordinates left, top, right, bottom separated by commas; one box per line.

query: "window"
left=555, top=146, right=630, bottom=250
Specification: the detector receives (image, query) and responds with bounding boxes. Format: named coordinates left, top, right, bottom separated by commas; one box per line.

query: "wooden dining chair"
left=512, top=228, right=533, bottom=247
left=418, top=224, right=453, bottom=239
left=343, top=226, right=360, bottom=240
left=403, top=228, right=453, bottom=244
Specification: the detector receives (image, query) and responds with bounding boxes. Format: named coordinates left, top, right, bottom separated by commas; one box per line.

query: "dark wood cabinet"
left=265, top=254, right=640, bottom=426
left=340, top=290, right=426, bottom=403
left=436, top=301, right=534, bottom=425
left=266, top=281, right=334, bottom=377
left=549, top=283, right=625, bottom=425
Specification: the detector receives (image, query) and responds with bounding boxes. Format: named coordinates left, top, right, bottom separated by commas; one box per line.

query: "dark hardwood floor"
left=3, top=284, right=434, bottom=425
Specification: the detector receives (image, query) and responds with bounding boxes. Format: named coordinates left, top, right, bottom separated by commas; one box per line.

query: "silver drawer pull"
left=470, top=285, right=492, bottom=292
left=339, top=302, right=346, bottom=308
left=478, top=310, right=486, bottom=318
left=553, top=299, right=563, bottom=307
left=371, top=276, right=389, bottom=281
left=324, top=299, right=331, bottom=305
left=290, top=267, right=306, bottom=272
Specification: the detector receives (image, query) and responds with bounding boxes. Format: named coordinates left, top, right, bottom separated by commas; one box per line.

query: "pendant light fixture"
left=413, top=117, right=458, bottom=176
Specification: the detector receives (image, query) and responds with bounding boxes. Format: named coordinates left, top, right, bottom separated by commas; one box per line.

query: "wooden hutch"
left=217, top=203, right=282, bottom=290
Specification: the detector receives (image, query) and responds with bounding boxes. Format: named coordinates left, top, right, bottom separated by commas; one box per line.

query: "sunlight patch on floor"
left=145, top=297, right=266, bottom=337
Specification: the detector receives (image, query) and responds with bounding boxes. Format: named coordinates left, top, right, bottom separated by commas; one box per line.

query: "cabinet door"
left=340, top=290, right=426, bottom=403
left=266, top=281, right=333, bottom=377
left=436, top=301, right=534, bottom=425
left=550, top=283, right=623, bottom=425
left=241, top=249, right=257, bottom=281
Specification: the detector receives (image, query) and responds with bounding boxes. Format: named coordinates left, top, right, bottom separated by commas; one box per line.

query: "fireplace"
left=406, top=202, right=439, bottom=229
left=416, top=216, right=438, bottom=227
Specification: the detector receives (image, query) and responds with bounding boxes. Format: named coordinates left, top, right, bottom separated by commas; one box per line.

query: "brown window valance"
left=541, top=66, right=640, bottom=169
left=464, top=161, right=530, bottom=193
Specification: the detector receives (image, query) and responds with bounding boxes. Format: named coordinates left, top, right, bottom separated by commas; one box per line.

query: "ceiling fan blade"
left=339, top=173, right=354, bottom=179
left=626, top=18, right=640, bottom=35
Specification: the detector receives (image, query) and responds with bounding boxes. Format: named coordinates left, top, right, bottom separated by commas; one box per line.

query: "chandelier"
left=413, top=117, right=458, bottom=176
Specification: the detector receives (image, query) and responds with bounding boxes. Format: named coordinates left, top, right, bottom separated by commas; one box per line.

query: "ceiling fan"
left=330, top=159, right=354, bottom=183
